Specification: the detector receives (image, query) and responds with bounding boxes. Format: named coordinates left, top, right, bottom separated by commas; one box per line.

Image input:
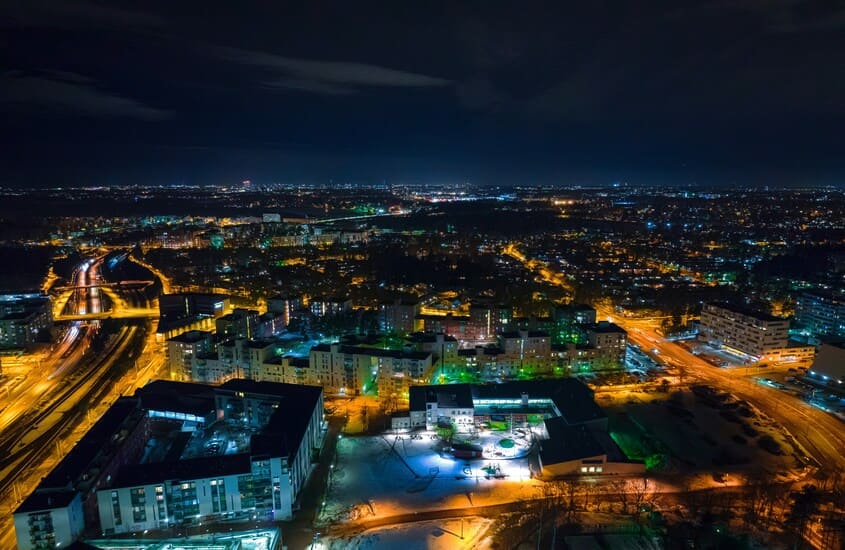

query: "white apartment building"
left=13, top=492, right=84, bottom=550
left=166, top=330, right=214, bottom=381
left=699, top=302, right=812, bottom=364
left=96, top=380, right=324, bottom=535
left=309, top=343, right=432, bottom=396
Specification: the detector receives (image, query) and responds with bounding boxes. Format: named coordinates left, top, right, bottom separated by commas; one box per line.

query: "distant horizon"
left=2, top=179, right=844, bottom=191
left=3, top=2, right=844, bottom=190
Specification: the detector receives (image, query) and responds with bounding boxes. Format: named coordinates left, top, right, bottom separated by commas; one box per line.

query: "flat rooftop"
left=16, top=490, right=78, bottom=515
left=705, top=302, right=783, bottom=322
left=410, top=379, right=606, bottom=426
left=40, top=397, right=142, bottom=490
left=80, top=528, right=279, bottom=549
left=166, top=330, right=212, bottom=344
left=588, top=321, right=626, bottom=334
left=539, top=419, right=605, bottom=465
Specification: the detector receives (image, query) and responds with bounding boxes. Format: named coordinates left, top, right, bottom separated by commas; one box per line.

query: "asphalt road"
left=624, top=326, right=845, bottom=473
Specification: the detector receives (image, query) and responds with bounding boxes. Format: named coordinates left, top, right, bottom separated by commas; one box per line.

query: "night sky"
left=2, top=1, right=844, bottom=187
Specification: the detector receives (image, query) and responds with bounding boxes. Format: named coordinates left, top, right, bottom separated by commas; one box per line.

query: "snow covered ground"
left=312, top=517, right=493, bottom=550
left=321, top=433, right=541, bottom=524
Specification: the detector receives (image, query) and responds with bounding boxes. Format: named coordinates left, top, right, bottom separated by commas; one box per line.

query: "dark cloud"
left=262, top=77, right=355, bottom=96
left=0, top=72, right=171, bottom=120
left=1, top=1, right=843, bottom=186
left=217, top=46, right=451, bottom=95
left=0, top=0, right=164, bottom=29
left=767, top=3, right=845, bottom=33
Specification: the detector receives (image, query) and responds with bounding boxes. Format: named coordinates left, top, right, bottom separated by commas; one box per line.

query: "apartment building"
left=700, top=302, right=788, bottom=360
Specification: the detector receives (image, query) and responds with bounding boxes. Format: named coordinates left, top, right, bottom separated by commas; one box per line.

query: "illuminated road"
left=0, top=259, right=101, bottom=436
left=502, top=243, right=575, bottom=295
left=621, top=323, right=845, bottom=472
left=592, top=304, right=845, bottom=472
left=0, top=256, right=167, bottom=549
left=126, top=254, right=172, bottom=294
left=503, top=247, right=845, bottom=474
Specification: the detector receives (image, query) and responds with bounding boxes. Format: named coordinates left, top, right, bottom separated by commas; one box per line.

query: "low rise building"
left=404, top=332, right=459, bottom=366
left=13, top=492, right=84, bottom=550
left=402, top=380, right=643, bottom=477
left=159, top=293, right=229, bottom=322
left=585, top=321, right=627, bottom=368
left=14, top=380, right=326, bottom=547
left=807, top=341, right=845, bottom=385
left=309, top=343, right=432, bottom=396
left=266, top=294, right=305, bottom=327
left=700, top=302, right=788, bottom=360
left=215, top=308, right=260, bottom=339
left=552, top=302, right=597, bottom=345
left=499, top=330, right=552, bottom=374
left=309, top=296, right=351, bottom=318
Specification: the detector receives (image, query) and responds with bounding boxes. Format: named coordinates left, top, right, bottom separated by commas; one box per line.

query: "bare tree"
left=786, top=484, right=821, bottom=548
left=610, top=479, right=630, bottom=515
left=630, top=476, right=656, bottom=519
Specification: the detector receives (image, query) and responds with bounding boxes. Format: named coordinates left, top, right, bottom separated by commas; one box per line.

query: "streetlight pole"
left=536, top=504, right=543, bottom=550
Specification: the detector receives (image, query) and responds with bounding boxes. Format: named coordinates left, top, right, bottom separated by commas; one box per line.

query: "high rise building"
left=700, top=302, right=788, bottom=360
left=166, top=330, right=214, bottom=381
left=14, top=380, right=325, bottom=548
left=795, top=291, right=845, bottom=339
left=378, top=299, right=420, bottom=334
left=700, top=302, right=814, bottom=364
left=0, top=293, right=53, bottom=349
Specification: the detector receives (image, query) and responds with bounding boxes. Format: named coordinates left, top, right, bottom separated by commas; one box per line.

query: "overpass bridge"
left=54, top=308, right=158, bottom=321
left=50, top=280, right=154, bottom=291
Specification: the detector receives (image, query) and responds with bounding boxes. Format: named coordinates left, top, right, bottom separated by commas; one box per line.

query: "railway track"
left=0, top=326, right=137, bottom=497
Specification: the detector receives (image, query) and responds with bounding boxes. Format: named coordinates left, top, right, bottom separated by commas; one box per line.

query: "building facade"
left=585, top=321, right=627, bottom=369
left=309, top=343, right=432, bottom=396
left=0, top=293, right=52, bottom=349
left=795, top=291, right=845, bottom=339
left=378, top=299, right=421, bottom=334
left=166, top=330, right=214, bottom=381
left=15, top=380, right=325, bottom=547
left=700, top=302, right=813, bottom=364
left=13, top=493, right=84, bottom=550
left=700, top=302, right=788, bottom=360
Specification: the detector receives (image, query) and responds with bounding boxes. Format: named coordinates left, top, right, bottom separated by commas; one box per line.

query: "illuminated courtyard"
left=320, top=433, right=538, bottom=525
left=80, top=528, right=278, bottom=549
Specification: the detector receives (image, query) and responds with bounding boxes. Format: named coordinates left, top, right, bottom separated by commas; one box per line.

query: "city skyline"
left=1, top=183, right=844, bottom=549
left=2, top=2, right=845, bottom=549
